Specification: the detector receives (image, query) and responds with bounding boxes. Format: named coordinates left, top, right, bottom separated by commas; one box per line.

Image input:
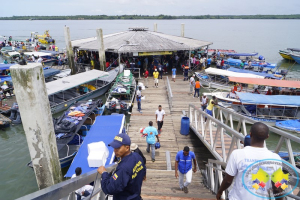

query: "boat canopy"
left=287, top=48, right=300, bottom=52
left=229, top=77, right=300, bottom=88
left=65, top=114, right=125, bottom=177
left=46, top=70, right=109, bottom=95
left=227, top=67, right=280, bottom=79
left=205, top=68, right=265, bottom=79
left=7, top=52, right=20, bottom=56
left=236, top=92, right=300, bottom=106
left=43, top=68, right=61, bottom=78
left=24, top=52, right=54, bottom=57
left=224, top=52, right=258, bottom=57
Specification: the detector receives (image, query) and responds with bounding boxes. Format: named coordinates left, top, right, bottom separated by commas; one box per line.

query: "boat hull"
left=291, top=55, right=300, bottom=64
left=60, top=152, right=77, bottom=168
left=279, top=52, right=294, bottom=61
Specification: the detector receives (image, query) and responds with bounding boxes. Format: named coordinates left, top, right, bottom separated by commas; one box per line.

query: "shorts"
left=206, top=109, right=213, bottom=116
left=154, top=78, right=158, bottom=83
left=172, top=75, right=176, bottom=78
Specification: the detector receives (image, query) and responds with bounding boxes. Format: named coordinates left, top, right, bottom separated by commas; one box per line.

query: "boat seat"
left=284, top=109, right=297, bottom=118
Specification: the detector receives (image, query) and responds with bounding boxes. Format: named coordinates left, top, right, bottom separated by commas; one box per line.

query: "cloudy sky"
left=1, top=0, right=299, bottom=17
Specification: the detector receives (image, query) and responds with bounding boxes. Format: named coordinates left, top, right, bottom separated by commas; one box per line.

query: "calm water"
left=0, top=19, right=300, bottom=199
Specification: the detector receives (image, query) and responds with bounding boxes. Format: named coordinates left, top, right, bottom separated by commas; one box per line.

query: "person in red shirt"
left=221, top=59, right=224, bottom=68
left=194, top=80, right=201, bottom=98
left=106, top=61, right=110, bottom=69
left=266, top=88, right=272, bottom=95
left=143, top=69, right=149, bottom=88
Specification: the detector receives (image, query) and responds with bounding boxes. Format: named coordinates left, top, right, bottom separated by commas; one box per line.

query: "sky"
left=1, top=0, right=299, bottom=17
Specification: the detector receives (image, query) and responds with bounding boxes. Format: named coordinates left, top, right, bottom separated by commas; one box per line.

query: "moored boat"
left=275, top=119, right=300, bottom=134
left=290, top=53, right=300, bottom=64
left=279, top=48, right=300, bottom=61
left=105, top=69, right=136, bottom=114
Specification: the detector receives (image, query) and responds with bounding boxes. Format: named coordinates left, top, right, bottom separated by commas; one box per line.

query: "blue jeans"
left=137, top=100, right=141, bottom=111
left=147, top=143, right=155, bottom=160
left=194, top=88, right=200, bottom=97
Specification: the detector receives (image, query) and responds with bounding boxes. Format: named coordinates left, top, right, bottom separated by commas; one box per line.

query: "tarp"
left=224, top=52, right=258, bottom=57
left=46, top=70, right=109, bottom=95
left=205, top=68, right=265, bottom=79
left=229, top=77, right=300, bottom=88
left=276, top=120, right=300, bottom=132
left=0, top=64, right=15, bottom=70
left=236, top=92, right=300, bottom=106
left=227, top=67, right=279, bottom=79
left=43, top=68, right=61, bottom=78
left=65, top=114, right=125, bottom=177
left=0, top=76, right=12, bottom=83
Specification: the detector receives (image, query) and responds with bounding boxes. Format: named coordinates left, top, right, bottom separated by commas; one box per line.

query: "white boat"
left=47, top=65, right=123, bottom=114
left=218, top=92, right=300, bottom=126
left=195, top=68, right=265, bottom=91
left=105, top=69, right=136, bottom=113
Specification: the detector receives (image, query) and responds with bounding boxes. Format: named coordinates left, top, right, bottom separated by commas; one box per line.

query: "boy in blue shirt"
left=172, top=66, right=176, bottom=82
left=175, top=146, right=197, bottom=193
left=143, top=121, right=160, bottom=162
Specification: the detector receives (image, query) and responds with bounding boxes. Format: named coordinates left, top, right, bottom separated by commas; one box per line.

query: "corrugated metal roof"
left=71, top=29, right=212, bottom=53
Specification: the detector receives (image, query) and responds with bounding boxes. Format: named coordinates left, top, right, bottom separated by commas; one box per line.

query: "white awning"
left=8, top=52, right=20, bottom=56
left=46, top=70, right=109, bottom=95
left=24, top=52, right=53, bottom=57
left=205, top=68, right=265, bottom=79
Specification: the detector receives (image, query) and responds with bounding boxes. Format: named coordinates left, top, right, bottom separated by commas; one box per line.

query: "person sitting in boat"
left=266, top=88, right=272, bottom=95
left=252, top=88, right=260, bottom=94
left=240, top=60, right=245, bottom=69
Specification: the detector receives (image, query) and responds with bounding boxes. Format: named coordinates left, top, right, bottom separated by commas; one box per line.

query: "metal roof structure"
left=71, top=28, right=212, bottom=53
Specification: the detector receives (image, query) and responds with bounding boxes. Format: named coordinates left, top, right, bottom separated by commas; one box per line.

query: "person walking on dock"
left=216, top=122, right=282, bottom=200
left=143, top=68, right=149, bottom=88
left=172, top=66, right=176, bottom=82
left=153, top=69, right=159, bottom=88
left=205, top=96, right=217, bottom=122
left=158, top=63, right=163, bottom=79
left=97, top=133, right=146, bottom=200
left=175, top=146, right=197, bottom=194
left=143, top=121, right=160, bottom=162
left=155, top=105, right=165, bottom=136
left=194, top=80, right=201, bottom=98
left=189, top=75, right=195, bottom=95
left=136, top=86, right=143, bottom=113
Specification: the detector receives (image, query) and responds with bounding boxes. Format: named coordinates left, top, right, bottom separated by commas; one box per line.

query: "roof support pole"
left=96, top=29, right=106, bottom=71
left=207, top=45, right=209, bottom=60
left=118, top=52, right=121, bottom=74
left=154, top=23, right=157, bottom=32
left=64, top=26, right=76, bottom=75
left=181, top=24, right=185, bottom=37
left=188, top=48, right=191, bottom=69
left=10, top=63, right=62, bottom=190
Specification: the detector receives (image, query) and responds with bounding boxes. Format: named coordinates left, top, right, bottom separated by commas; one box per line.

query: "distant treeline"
left=1, top=14, right=300, bottom=20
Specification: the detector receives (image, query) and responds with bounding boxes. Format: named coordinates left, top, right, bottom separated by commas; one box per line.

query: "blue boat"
left=275, top=119, right=300, bottom=134
left=291, top=53, right=300, bottom=64
left=225, top=58, right=276, bottom=69
left=28, top=100, right=106, bottom=169
left=227, top=67, right=281, bottom=79
left=65, top=114, right=126, bottom=177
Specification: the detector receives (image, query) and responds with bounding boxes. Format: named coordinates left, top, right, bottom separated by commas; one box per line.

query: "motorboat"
left=105, top=69, right=136, bottom=114
left=219, top=92, right=300, bottom=126
left=28, top=99, right=105, bottom=168
left=290, top=52, right=300, bottom=65
left=47, top=66, right=122, bottom=114
left=279, top=48, right=300, bottom=61
left=225, top=58, right=277, bottom=72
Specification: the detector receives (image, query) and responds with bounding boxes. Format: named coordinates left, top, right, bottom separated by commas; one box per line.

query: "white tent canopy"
left=205, top=68, right=265, bottom=79
left=46, top=70, right=109, bottom=95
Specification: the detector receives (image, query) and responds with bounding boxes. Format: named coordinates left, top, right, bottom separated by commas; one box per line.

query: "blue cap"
left=108, top=133, right=131, bottom=148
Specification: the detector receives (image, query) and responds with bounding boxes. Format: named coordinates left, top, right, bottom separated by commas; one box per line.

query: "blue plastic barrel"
left=180, top=117, right=190, bottom=135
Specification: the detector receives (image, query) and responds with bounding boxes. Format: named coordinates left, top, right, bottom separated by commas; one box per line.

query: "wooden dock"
left=128, top=75, right=215, bottom=199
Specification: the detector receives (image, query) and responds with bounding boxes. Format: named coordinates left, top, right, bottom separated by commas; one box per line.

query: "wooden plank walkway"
left=127, top=75, right=215, bottom=199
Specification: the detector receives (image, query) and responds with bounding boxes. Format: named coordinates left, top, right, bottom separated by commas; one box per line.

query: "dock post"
left=10, top=63, right=62, bottom=189
left=181, top=23, right=185, bottom=37
left=64, top=26, right=76, bottom=75
left=96, top=29, right=106, bottom=71
left=154, top=23, right=157, bottom=32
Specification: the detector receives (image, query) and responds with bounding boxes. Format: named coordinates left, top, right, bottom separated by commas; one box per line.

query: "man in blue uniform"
left=175, top=146, right=197, bottom=194
left=97, top=133, right=146, bottom=200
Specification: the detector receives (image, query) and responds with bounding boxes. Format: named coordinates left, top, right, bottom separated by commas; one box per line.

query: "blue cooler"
left=180, top=117, right=190, bottom=135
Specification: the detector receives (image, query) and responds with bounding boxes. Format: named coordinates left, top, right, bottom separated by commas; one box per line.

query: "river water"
left=0, top=19, right=300, bottom=199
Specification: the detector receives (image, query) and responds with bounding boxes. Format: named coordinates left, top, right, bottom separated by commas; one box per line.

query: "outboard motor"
left=120, top=101, right=128, bottom=111
left=13, top=111, right=22, bottom=124
left=9, top=103, right=22, bottom=124
left=109, top=101, right=117, bottom=110
left=280, top=69, right=288, bottom=76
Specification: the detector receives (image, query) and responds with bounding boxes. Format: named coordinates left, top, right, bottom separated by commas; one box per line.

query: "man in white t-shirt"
left=155, top=105, right=165, bottom=136
left=217, top=122, right=283, bottom=200
left=189, top=75, right=195, bottom=95
left=72, top=167, right=94, bottom=199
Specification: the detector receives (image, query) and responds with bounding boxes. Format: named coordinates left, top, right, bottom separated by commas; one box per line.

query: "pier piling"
left=64, top=26, right=76, bottom=75
left=96, top=28, right=106, bottom=71
left=154, top=23, right=157, bottom=32
left=10, top=63, right=62, bottom=189
left=181, top=23, right=185, bottom=37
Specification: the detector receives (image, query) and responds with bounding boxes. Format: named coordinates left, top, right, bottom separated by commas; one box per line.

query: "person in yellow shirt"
left=153, top=69, right=159, bottom=88
left=205, top=96, right=217, bottom=122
